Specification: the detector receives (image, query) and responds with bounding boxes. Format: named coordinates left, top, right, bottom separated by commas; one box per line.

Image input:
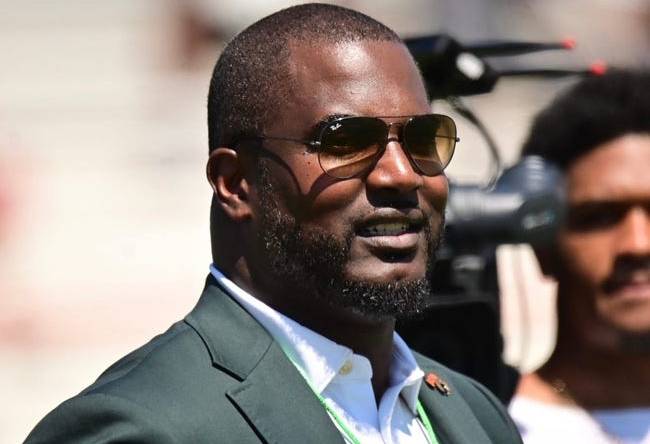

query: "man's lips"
left=611, top=283, right=650, bottom=302
left=354, top=210, right=426, bottom=254
left=357, top=221, right=420, bottom=237
left=355, top=209, right=425, bottom=236
left=358, top=221, right=415, bottom=237
left=359, top=231, right=421, bottom=252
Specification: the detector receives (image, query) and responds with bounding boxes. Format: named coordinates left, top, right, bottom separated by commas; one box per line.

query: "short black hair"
left=206, top=3, right=401, bottom=152
left=521, top=68, right=650, bottom=169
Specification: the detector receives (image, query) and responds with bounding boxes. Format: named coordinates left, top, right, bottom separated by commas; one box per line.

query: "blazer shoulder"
left=25, top=392, right=178, bottom=444
left=26, top=280, right=264, bottom=443
left=26, top=319, right=241, bottom=443
left=83, top=320, right=209, bottom=395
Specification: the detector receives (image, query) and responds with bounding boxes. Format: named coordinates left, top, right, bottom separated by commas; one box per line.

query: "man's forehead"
left=281, top=39, right=429, bottom=120
left=288, top=38, right=390, bottom=65
left=286, top=38, right=415, bottom=81
left=567, top=134, right=650, bottom=203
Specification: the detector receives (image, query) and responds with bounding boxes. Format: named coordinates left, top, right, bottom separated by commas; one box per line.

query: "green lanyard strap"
left=416, top=399, right=439, bottom=444
left=314, top=389, right=362, bottom=444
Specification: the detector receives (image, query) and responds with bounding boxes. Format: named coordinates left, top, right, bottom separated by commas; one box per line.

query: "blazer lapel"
left=185, top=276, right=345, bottom=444
left=416, top=362, right=493, bottom=444
left=227, top=340, right=346, bottom=444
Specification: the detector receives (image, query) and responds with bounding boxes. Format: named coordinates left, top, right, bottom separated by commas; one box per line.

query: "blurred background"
left=1, top=0, right=648, bottom=441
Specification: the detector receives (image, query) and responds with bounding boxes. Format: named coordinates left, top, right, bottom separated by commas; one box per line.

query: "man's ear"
left=206, top=148, right=252, bottom=221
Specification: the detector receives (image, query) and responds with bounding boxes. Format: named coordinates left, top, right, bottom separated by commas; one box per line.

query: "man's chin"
left=320, top=276, right=433, bottom=321
left=342, top=261, right=429, bottom=286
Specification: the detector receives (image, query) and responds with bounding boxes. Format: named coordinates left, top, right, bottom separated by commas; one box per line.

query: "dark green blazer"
left=26, top=276, right=522, bottom=443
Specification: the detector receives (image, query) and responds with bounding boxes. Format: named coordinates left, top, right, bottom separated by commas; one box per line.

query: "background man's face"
left=557, top=134, right=650, bottom=346
left=247, top=39, right=448, bottom=319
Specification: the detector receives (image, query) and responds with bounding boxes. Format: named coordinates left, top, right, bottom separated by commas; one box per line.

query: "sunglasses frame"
left=239, top=114, right=460, bottom=179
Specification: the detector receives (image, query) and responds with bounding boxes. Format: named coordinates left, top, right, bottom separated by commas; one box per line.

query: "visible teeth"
left=364, top=223, right=409, bottom=236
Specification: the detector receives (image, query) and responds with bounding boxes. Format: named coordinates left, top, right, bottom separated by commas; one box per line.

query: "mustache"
left=601, top=255, right=650, bottom=294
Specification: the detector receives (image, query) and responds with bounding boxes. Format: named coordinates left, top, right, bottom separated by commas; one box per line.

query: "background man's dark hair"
left=521, top=68, right=650, bottom=169
left=206, top=2, right=401, bottom=152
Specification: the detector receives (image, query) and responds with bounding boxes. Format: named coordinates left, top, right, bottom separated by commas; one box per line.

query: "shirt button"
left=339, top=360, right=353, bottom=375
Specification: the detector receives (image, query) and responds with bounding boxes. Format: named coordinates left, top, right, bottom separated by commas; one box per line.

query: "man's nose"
left=615, top=206, right=650, bottom=255
left=365, top=138, right=424, bottom=193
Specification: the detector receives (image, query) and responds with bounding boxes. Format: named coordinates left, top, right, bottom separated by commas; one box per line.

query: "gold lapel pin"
left=425, top=372, right=451, bottom=396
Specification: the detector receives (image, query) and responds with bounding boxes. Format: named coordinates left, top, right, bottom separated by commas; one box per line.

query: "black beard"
left=255, top=162, right=441, bottom=320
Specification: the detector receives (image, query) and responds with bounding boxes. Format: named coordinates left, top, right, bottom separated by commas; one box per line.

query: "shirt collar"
left=390, top=332, right=424, bottom=413
left=210, top=264, right=423, bottom=410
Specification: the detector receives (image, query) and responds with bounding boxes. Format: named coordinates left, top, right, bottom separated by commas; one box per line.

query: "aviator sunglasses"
left=240, top=114, right=459, bottom=179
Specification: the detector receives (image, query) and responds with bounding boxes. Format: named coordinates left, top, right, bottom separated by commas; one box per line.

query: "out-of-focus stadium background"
left=1, top=0, right=648, bottom=441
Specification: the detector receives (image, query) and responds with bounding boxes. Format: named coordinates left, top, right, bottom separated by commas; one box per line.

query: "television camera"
left=396, top=34, right=604, bottom=402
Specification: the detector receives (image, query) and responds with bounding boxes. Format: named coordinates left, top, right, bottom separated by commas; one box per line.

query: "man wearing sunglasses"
left=26, top=4, right=521, bottom=443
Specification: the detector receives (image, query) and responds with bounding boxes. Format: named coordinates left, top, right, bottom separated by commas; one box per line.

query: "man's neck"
left=522, top=344, right=650, bottom=409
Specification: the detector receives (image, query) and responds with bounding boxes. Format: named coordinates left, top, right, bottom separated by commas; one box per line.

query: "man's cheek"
left=564, top=243, right=609, bottom=288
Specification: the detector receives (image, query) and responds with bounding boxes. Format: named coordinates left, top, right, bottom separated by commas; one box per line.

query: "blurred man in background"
left=26, top=4, right=522, bottom=443
left=509, top=69, right=650, bottom=443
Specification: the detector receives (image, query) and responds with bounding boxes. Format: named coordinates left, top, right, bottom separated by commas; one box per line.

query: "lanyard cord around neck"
left=284, top=353, right=439, bottom=444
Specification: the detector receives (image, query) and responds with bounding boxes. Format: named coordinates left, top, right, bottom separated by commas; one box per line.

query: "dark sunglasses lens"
left=319, top=117, right=386, bottom=178
left=404, top=114, right=457, bottom=175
